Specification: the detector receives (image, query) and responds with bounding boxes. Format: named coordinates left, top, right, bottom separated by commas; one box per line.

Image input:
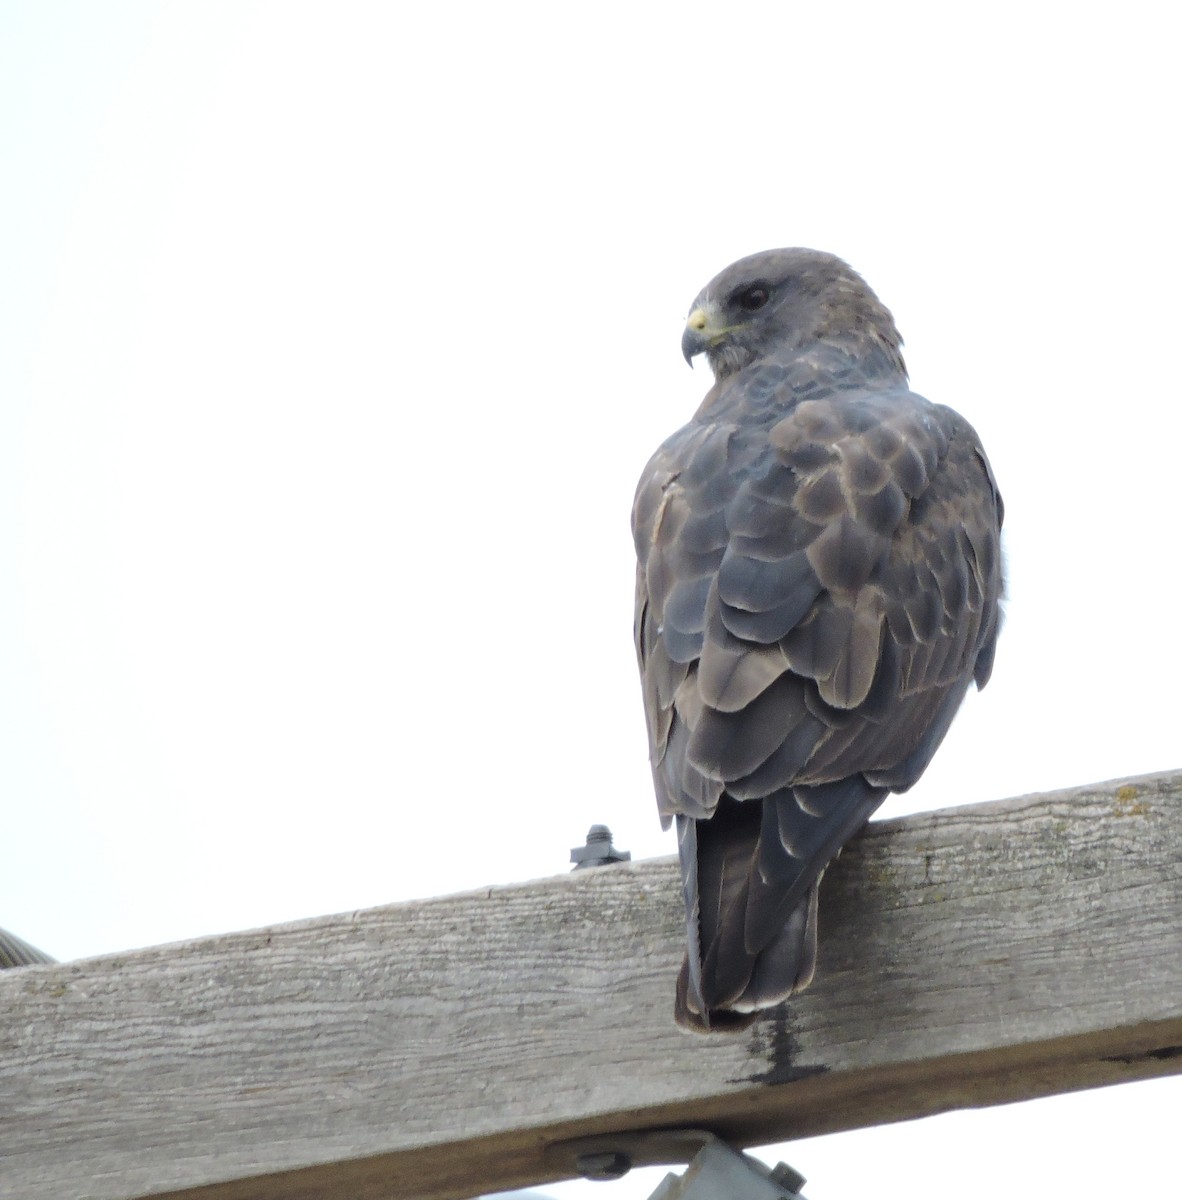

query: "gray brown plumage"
left=632, top=249, right=1004, bottom=1031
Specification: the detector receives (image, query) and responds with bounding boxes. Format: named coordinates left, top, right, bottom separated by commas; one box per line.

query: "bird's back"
left=634, top=329, right=1003, bottom=1029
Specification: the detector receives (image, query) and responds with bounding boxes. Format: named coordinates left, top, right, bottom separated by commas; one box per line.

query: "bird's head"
left=681, top=248, right=906, bottom=381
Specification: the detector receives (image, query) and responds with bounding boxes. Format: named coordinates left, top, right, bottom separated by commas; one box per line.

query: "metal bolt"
left=575, top=1150, right=632, bottom=1180
left=570, top=824, right=631, bottom=869
left=770, top=1162, right=807, bottom=1195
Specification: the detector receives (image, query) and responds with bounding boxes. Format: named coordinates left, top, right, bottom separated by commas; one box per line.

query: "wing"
left=633, top=373, right=1003, bottom=1022
left=634, top=384, right=1003, bottom=811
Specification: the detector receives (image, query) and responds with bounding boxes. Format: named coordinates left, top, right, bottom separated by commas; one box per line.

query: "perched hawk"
left=632, top=249, right=1004, bottom=1031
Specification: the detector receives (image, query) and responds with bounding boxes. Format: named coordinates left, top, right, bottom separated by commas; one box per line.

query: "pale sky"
left=2, top=4, right=1179, bottom=1198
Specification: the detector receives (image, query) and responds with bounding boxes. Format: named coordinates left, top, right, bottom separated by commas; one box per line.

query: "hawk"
left=632, top=249, right=1004, bottom=1031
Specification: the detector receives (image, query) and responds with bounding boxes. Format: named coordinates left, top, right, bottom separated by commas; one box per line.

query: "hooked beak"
left=681, top=307, right=712, bottom=367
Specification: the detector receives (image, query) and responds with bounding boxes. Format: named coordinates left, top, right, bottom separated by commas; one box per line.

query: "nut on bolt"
left=575, top=1150, right=632, bottom=1180
left=570, top=824, right=631, bottom=869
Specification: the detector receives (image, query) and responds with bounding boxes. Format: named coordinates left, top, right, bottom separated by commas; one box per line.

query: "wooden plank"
left=2, top=771, right=1180, bottom=1200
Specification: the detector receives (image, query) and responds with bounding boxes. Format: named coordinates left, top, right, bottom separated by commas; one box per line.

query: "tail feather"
left=675, top=815, right=704, bottom=1014
left=674, top=777, right=885, bottom=1032
left=747, top=884, right=818, bottom=1001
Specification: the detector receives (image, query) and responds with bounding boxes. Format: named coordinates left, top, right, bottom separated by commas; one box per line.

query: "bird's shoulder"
left=633, top=348, right=968, bottom=561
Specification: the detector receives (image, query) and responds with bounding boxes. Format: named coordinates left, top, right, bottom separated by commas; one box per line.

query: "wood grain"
left=2, top=772, right=1180, bottom=1200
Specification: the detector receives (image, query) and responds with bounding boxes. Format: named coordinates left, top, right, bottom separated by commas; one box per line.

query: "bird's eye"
left=735, top=284, right=771, bottom=312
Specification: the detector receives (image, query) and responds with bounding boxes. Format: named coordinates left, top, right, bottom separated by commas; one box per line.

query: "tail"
left=675, top=885, right=819, bottom=1032
left=674, top=778, right=885, bottom=1032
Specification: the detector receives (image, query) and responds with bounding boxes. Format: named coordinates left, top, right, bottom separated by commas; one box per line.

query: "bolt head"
left=575, top=1150, right=632, bottom=1180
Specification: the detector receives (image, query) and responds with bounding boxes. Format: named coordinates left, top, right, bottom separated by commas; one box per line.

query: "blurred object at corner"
left=0, top=926, right=55, bottom=969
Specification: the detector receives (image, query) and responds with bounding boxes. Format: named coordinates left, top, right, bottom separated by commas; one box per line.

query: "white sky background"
left=2, top=3, right=1179, bottom=1197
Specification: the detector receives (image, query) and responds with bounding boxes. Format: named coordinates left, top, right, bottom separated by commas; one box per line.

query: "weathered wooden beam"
left=2, top=772, right=1180, bottom=1200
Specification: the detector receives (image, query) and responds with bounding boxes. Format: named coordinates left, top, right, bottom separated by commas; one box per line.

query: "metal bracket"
left=544, top=1129, right=806, bottom=1198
